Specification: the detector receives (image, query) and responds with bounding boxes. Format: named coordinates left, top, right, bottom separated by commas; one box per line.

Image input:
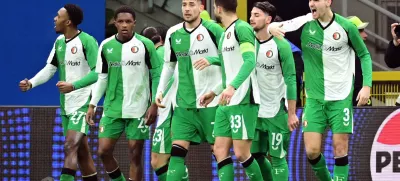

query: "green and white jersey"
left=33, top=31, right=98, bottom=115
left=217, top=19, right=260, bottom=106
left=156, top=45, right=177, bottom=127
left=255, top=37, right=296, bottom=118
left=274, top=13, right=372, bottom=101
left=96, top=33, right=162, bottom=118
left=158, top=19, right=224, bottom=108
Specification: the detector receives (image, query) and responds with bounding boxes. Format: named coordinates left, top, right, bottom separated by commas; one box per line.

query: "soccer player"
left=194, top=0, right=262, bottom=180
left=19, top=4, right=99, bottom=181
left=268, top=0, right=373, bottom=180
left=249, top=2, right=299, bottom=180
left=141, top=26, right=189, bottom=181
left=154, top=0, right=224, bottom=180
left=85, top=6, right=161, bottom=181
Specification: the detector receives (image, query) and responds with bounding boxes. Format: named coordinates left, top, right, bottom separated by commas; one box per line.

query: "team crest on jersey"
left=266, top=50, right=273, bottom=58
left=333, top=32, right=341, bottom=40
left=71, top=46, right=78, bottom=54
left=227, top=32, right=231, bottom=39
left=131, top=46, right=139, bottom=53
left=197, top=34, right=204, bottom=41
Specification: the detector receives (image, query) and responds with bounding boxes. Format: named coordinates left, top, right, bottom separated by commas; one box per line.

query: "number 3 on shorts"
left=70, top=111, right=86, bottom=124
left=343, top=108, right=350, bottom=126
left=230, top=115, right=243, bottom=133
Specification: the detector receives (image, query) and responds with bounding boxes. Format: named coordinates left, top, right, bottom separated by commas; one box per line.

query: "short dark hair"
left=215, top=0, right=237, bottom=13
left=141, top=27, right=160, bottom=44
left=63, top=4, right=84, bottom=27
left=253, top=1, right=277, bottom=21
left=155, top=26, right=168, bottom=42
left=114, top=5, right=136, bottom=20
left=274, top=15, right=283, bottom=22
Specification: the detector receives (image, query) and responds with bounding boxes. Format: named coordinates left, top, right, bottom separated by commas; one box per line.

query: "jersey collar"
left=225, top=19, right=239, bottom=31
left=256, top=36, right=273, bottom=44
left=115, top=33, right=135, bottom=44
left=183, top=18, right=203, bottom=34
left=317, top=12, right=336, bottom=30
left=65, top=30, right=82, bottom=43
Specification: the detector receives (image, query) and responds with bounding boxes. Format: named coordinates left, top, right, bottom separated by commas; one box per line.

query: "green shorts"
left=214, top=104, right=259, bottom=140
left=98, top=115, right=150, bottom=140
left=152, top=112, right=172, bottom=154
left=302, top=93, right=353, bottom=134
left=251, top=103, right=290, bottom=158
left=61, top=105, right=89, bottom=136
left=171, top=107, right=216, bottom=144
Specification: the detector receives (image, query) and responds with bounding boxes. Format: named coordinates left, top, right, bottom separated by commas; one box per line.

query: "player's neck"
left=221, top=13, right=238, bottom=28
left=318, top=9, right=333, bottom=23
left=64, top=28, right=80, bottom=40
left=256, top=26, right=271, bottom=41
left=186, top=18, right=201, bottom=29
left=117, top=33, right=134, bottom=43
left=155, top=42, right=163, bottom=49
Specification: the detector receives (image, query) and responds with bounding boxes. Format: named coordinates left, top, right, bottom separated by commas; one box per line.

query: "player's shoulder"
left=334, top=13, right=356, bottom=30
left=273, top=37, right=291, bottom=49
left=78, top=31, right=97, bottom=41
left=235, top=19, right=253, bottom=30
left=202, top=19, right=222, bottom=30
left=99, top=35, right=116, bottom=47
left=54, top=35, right=65, bottom=44
left=135, top=33, right=155, bottom=47
left=167, top=23, right=184, bottom=36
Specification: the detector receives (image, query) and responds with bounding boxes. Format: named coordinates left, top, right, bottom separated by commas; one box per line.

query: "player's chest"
left=56, top=40, right=86, bottom=67
left=170, top=29, right=216, bottom=58
left=301, top=23, right=348, bottom=54
left=103, top=41, right=146, bottom=69
left=220, top=30, right=239, bottom=56
left=256, top=42, right=280, bottom=73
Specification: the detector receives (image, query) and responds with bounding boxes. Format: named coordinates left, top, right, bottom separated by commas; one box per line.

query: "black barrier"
left=0, top=107, right=399, bottom=181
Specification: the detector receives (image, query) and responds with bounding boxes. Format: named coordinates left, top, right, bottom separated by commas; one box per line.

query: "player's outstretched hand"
left=85, top=105, right=96, bottom=126
left=268, top=23, right=285, bottom=39
left=56, top=81, right=74, bottom=93
left=145, top=103, right=158, bottom=126
left=288, top=114, right=300, bottom=131
left=356, top=86, right=371, bottom=107
left=155, top=92, right=166, bottom=108
left=200, top=91, right=216, bottom=108
left=219, top=85, right=235, bottom=106
left=19, top=78, right=32, bottom=92
left=193, top=58, right=211, bottom=70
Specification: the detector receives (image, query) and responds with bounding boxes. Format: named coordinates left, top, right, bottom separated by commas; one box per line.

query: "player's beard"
left=185, top=15, right=199, bottom=24
left=253, top=23, right=266, bottom=33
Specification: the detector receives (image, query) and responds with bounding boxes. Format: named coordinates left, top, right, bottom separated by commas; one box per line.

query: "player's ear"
left=266, top=15, right=272, bottom=25
left=66, top=20, right=72, bottom=26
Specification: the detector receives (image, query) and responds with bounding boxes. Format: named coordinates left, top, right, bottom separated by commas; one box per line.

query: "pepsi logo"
left=131, top=46, right=139, bottom=53
left=71, top=46, right=78, bottom=54
left=370, top=109, right=400, bottom=180
left=197, top=34, right=204, bottom=41
left=333, top=32, right=341, bottom=40
left=266, top=50, right=273, bottom=58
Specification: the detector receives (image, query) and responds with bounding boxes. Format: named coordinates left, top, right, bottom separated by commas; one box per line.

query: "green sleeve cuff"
left=207, top=56, right=221, bottom=66
left=230, top=46, right=256, bottom=89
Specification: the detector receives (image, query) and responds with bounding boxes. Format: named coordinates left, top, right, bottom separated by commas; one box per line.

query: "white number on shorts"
left=271, top=133, right=282, bottom=150
left=153, top=129, right=163, bottom=144
left=138, top=118, right=149, bottom=133
left=230, top=115, right=243, bottom=133
left=70, top=111, right=86, bottom=124
left=343, top=108, right=350, bottom=122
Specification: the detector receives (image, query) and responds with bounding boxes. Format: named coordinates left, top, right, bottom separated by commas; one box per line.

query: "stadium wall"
left=1, top=107, right=399, bottom=181
left=0, top=0, right=105, bottom=106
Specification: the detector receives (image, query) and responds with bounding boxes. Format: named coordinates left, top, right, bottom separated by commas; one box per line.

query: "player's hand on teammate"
left=356, top=86, right=371, bottom=106
left=145, top=103, right=158, bottom=126
left=219, top=85, right=235, bottom=106
left=85, top=105, right=96, bottom=126
left=200, top=91, right=217, bottom=108
left=390, top=23, right=400, bottom=46
left=288, top=113, right=300, bottom=131
left=19, top=78, right=32, bottom=92
left=268, top=23, right=285, bottom=39
left=193, top=58, right=211, bottom=70
left=56, top=81, right=74, bottom=93
left=155, top=92, right=166, bottom=108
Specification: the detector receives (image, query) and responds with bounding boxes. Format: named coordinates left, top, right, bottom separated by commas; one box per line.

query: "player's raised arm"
left=20, top=40, right=59, bottom=91
left=229, top=24, right=256, bottom=89
left=155, top=28, right=178, bottom=107
left=71, top=35, right=99, bottom=90
left=268, top=13, right=313, bottom=38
